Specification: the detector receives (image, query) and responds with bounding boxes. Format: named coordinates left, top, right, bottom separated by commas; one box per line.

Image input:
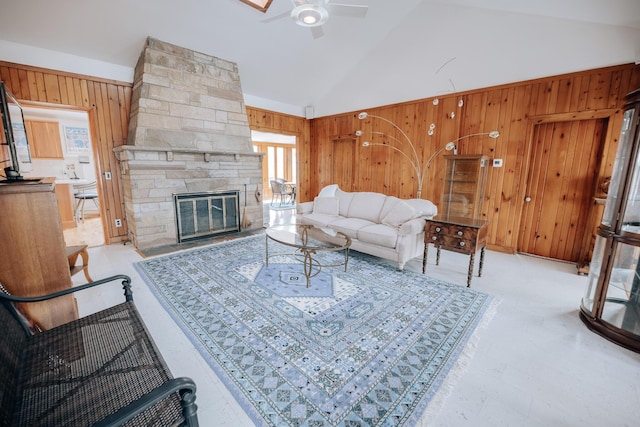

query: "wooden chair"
left=66, top=244, right=93, bottom=282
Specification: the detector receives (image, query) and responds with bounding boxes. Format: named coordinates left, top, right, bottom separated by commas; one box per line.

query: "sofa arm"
left=398, top=218, right=426, bottom=236
left=297, top=201, right=314, bottom=215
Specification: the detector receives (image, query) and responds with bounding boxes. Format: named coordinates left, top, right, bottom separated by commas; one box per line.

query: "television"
left=0, top=81, right=32, bottom=181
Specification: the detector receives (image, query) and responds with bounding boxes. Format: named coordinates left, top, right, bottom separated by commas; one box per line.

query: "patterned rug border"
left=134, top=239, right=270, bottom=425
left=414, top=296, right=499, bottom=425
left=134, top=235, right=498, bottom=426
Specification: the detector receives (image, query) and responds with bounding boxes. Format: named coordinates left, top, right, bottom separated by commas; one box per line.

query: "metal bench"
left=0, top=274, right=199, bottom=426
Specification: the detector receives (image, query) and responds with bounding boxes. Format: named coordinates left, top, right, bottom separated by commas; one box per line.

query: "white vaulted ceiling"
left=0, top=0, right=638, bottom=117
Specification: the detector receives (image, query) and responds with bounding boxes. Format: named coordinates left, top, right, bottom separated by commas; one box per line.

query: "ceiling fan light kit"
left=291, top=4, right=328, bottom=27
left=261, top=0, right=367, bottom=37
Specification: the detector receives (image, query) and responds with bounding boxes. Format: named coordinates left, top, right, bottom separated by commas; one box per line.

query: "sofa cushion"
left=313, top=197, right=339, bottom=216
left=399, top=218, right=426, bottom=236
left=381, top=200, right=418, bottom=228
left=335, top=189, right=354, bottom=217
left=405, top=198, right=438, bottom=217
left=318, top=184, right=339, bottom=197
left=357, top=224, right=398, bottom=248
left=328, top=217, right=376, bottom=239
left=379, top=196, right=401, bottom=220
left=299, top=213, right=337, bottom=227
left=347, top=192, right=388, bottom=223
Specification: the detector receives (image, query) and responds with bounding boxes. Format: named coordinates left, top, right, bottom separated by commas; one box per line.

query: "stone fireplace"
left=115, top=37, right=263, bottom=250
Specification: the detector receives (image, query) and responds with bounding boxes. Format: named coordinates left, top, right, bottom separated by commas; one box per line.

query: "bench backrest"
left=0, top=300, right=28, bottom=424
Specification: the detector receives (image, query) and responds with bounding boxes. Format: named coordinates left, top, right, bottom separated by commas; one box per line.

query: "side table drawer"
left=423, top=217, right=489, bottom=287
left=442, top=235, right=473, bottom=252
left=427, top=223, right=477, bottom=250
left=428, top=233, right=473, bottom=252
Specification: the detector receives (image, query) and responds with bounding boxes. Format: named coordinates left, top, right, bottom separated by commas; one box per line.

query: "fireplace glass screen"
left=174, top=191, right=239, bottom=243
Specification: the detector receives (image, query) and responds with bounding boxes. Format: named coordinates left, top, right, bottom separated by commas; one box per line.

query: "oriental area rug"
left=135, top=234, right=496, bottom=426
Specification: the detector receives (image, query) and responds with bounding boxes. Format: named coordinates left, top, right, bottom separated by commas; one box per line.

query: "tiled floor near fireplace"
left=73, top=208, right=639, bottom=427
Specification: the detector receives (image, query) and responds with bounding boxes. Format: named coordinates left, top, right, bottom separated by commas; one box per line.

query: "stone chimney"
left=115, top=37, right=263, bottom=250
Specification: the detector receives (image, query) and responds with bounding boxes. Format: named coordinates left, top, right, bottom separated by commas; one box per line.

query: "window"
left=238, top=0, right=273, bottom=13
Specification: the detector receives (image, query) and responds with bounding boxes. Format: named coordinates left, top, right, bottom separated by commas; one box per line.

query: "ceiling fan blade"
left=311, top=25, right=325, bottom=39
left=260, top=9, right=291, bottom=23
left=327, top=4, right=368, bottom=18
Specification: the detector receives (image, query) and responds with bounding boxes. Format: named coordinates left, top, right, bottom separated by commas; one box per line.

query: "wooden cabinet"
left=423, top=215, right=489, bottom=287
left=577, top=197, right=606, bottom=275
left=25, top=120, right=63, bottom=159
left=0, top=177, right=78, bottom=329
left=55, top=183, right=77, bottom=229
left=441, top=155, right=489, bottom=219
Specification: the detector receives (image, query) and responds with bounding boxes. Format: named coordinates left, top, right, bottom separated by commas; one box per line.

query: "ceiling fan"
left=262, top=0, right=368, bottom=39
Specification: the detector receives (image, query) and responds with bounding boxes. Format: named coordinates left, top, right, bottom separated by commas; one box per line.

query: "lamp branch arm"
left=424, top=147, right=446, bottom=173
left=364, top=142, right=420, bottom=175
left=365, top=114, right=420, bottom=166
left=370, top=131, right=407, bottom=149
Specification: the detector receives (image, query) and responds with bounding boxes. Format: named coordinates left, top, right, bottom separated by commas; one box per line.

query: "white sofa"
left=296, top=185, right=438, bottom=270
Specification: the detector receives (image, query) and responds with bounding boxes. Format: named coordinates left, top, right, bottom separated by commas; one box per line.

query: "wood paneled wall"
left=3, top=59, right=639, bottom=257
left=308, top=63, right=640, bottom=254
left=0, top=61, right=131, bottom=244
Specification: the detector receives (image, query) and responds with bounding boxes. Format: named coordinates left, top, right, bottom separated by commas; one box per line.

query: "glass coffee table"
left=265, top=224, right=351, bottom=287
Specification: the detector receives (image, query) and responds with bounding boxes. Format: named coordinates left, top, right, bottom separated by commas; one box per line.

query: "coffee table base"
left=265, top=237, right=350, bottom=287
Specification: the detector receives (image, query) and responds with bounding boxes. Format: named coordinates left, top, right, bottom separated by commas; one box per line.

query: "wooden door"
left=518, top=119, right=606, bottom=261
left=331, top=136, right=356, bottom=192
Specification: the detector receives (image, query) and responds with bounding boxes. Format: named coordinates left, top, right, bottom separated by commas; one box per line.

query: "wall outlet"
left=493, top=158, right=503, bottom=167
left=115, top=219, right=122, bottom=227
left=105, top=171, right=112, bottom=180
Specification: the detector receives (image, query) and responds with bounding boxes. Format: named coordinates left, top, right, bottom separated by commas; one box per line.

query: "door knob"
left=525, top=197, right=532, bottom=202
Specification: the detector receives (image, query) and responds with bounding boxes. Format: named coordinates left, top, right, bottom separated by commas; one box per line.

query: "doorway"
left=22, top=106, right=105, bottom=247
left=518, top=118, right=607, bottom=261
left=252, top=130, right=297, bottom=203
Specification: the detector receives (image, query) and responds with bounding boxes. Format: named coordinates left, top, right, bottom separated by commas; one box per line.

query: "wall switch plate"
left=105, top=171, right=112, bottom=180
left=115, top=219, right=122, bottom=227
left=493, top=159, right=503, bottom=167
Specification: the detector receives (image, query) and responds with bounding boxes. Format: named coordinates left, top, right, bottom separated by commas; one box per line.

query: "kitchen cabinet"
left=25, top=119, right=63, bottom=159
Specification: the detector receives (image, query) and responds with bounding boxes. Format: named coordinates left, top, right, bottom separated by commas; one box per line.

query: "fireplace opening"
left=174, top=191, right=240, bottom=243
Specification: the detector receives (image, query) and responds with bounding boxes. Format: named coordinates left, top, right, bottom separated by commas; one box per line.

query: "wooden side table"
left=66, top=245, right=93, bottom=282
left=423, top=215, right=489, bottom=287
